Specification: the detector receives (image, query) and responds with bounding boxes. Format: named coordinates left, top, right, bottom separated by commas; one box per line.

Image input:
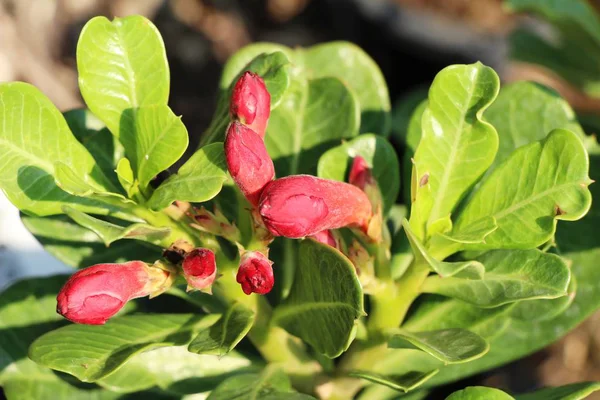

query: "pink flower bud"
left=258, top=175, right=372, bottom=238
left=348, top=155, right=372, bottom=190
left=182, top=248, right=217, bottom=290
left=57, top=261, right=169, bottom=325
left=230, top=71, right=271, bottom=138
left=225, top=122, right=275, bottom=207
left=236, top=251, right=274, bottom=295
left=309, top=230, right=340, bottom=250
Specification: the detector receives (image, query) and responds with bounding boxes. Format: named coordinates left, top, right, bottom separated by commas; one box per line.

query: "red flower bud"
left=225, top=122, right=275, bottom=207
left=236, top=251, right=274, bottom=295
left=230, top=71, right=271, bottom=138
left=57, top=261, right=169, bottom=325
left=258, top=175, right=372, bottom=238
left=349, top=155, right=372, bottom=190
left=182, top=248, right=217, bottom=290
left=310, top=230, right=340, bottom=250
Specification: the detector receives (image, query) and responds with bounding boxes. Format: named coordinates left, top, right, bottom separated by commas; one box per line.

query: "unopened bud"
left=182, top=248, right=217, bottom=291
left=191, top=207, right=241, bottom=242
left=236, top=251, right=274, bottom=295
left=230, top=71, right=271, bottom=138
left=225, top=122, right=275, bottom=207
left=309, top=230, right=340, bottom=250
left=56, top=261, right=171, bottom=325
left=258, top=175, right=372, bottom=238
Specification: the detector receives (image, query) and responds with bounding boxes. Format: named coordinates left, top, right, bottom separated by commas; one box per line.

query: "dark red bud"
left=182, top=248, right=217, bottom=290
left=56, top=261, right=169, bottom=325
left=258, top=175, right=372, bottom=238
left=236, top=251, right=274, bottom=295
left=225, top=122, right=275, bottom=207
left=230, top=71, right=271, bottom=138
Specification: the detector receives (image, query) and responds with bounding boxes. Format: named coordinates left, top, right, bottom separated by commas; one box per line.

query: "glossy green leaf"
left=21, top=214, right=163, bottom=268
left=510, top=271, right=577, bottom=322
left=446, top=386, right=514, bottom=400
left=317, top=134, right=400, bottom=213
left=0, top=82, right=121, bottom=217
left=403, top=219, right=484, bottom=279
left=401, top=99, right=427, bottom=205
left=98, top=345, right=256, bottom=394
left=115, top=157, right=139, bottom=199
left=188, top=302, right=254, bottom=356
left=484, top=81, right=584, bottom=171
left=29, top=313, right=220, bottom=382
left=422, top=249, right=570, bottom=307
left=148, top=143, right=228, bottom=211
left=301, top=41, right=391, bottom=135
left=348, top=370, right=439, bottom=393
left=77, top=15, right=169, bottom=139
left=62, top=206, right=171, bottom=247
left=453, top=129, right=592, bottom=250
left=64, top=109, right=124, bottom=191
left=207, top=366, right=315, bottom=400
left=391, top=87, right=428, bottom=149
left=273, top=239, right=364, bottom=358
left=515, top=381, right=600, bottom=400
left=389, top=328, right=489, bottom=364
left=118, top=105, right=189, bottom=192
left=411, top=63, right=500, bottom=235
left=201, top=49, right=292, bottom=146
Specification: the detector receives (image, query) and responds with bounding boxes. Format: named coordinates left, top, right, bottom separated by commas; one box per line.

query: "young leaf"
left=207, top=366, right=315, bottom=400
left=411, top=63, right=500, bottom=235
left=0, top=82, right=122, bottom=217
left=115, top=157, right=139, bottom=199
left=188, top=302, right=254, bottom=356
left=77, top=15, right=169, bottom=138
left=510, top=272, right=577, bottom=322
left=29, top=314, right=220, bottom=382
left=515, top=381, right=600, bottom=400
left=388, top=328, right=489, bottom=364
left=422, top=249, right=570, bottom=307
left=272, top=239, right=364, bottom=358
left=453, top=129, right=592, bottom=250
left=446, top=386, right=514, bottom=400
left=403, top=219, right=484, bottom=279
left=21, top=214, right=163, bottom=268
left=98, top=346, right=256, bottom=395
left=348, top=370, right=439, bottom=393
left=317, top=134, right=400, bottom=213
left=62, top=206, right=171, bottom=247
left=484, top=81, right=584, bottom=171
left=119, top=105, right=189, bottom=193
left=147, top=143, right=228, bottom=211
left=301, top=41, right=391, bottom=135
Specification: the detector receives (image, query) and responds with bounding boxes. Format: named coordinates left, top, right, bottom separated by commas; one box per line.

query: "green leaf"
left=148, top=143, right=228, bottom=211
left=515, top=381, right=600, bottom=400
left=64, top=108, right=124, bottom=191
left=77, top=15, right=169, bottom=139
left=62, top=206, right=171, bottom=247
left=403, top=219, right=484, bottom=279
left=301, top=41, right=391, bottom=135
left=29, top=313, right=220, bottom=382
left=115, top=157, right=139, bottom=199
left=389, top=328, right=489, bottom=364
left=453, top=129, right=592, bottom=250
left=411, top=63, right=500, bottom=236
left=401, top=99, right=427, bottom=205
left=422, top=249, right=570, bottom=307
left=317, top=134, right=400, bottom=213
left=510, top=271, right=577, bottom=322
left=119, top=105, right=189, bottom=192
left=484, top=81, right=584, bottom=171
left=348, top=370, right=439, bottom=393
left=188, top=302, right=254, bottom=356
left=207, top=366, right=315, bottom=400
left=21, top=213, right=163, bottom=268
left=391, top=87, right=428, bottom=149
left=0, top=82, right=121, bottom=216
left=98, top=345, right=256, bottom=394
left=272, top=239, right=364, bottom=358
left=446, top=386, right=514, bottom=400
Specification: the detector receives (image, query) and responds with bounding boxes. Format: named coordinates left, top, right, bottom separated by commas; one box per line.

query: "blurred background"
left=1, top=0, right=599, bottom=398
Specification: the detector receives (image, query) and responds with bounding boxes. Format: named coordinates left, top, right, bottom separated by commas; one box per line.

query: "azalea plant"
left=1, top=12, right=600, bottom=400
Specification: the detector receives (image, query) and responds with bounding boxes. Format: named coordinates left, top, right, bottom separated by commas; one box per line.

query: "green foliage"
left=446, top=386, right=514, bottom=400
left=348, top=370, right=438, bottom=393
